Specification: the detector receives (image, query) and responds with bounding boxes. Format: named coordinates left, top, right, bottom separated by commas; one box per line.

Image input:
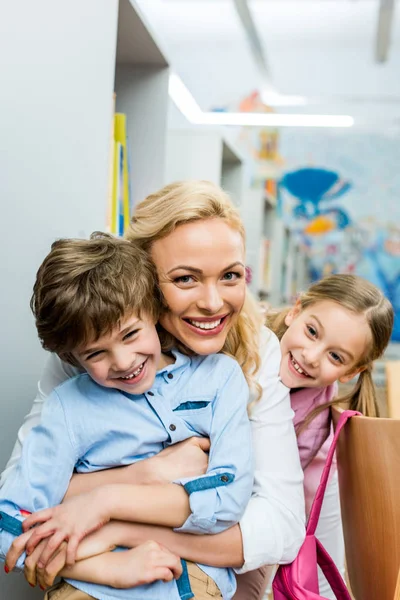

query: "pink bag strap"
left=307, top=409, right=361, bottom=535
left=315, top=538, right=352, bottom=599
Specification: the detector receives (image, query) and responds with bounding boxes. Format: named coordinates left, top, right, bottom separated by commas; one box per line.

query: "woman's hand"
left=21, top=489, right=109, bottom=568
left=138, top=437, right=210, bottom=485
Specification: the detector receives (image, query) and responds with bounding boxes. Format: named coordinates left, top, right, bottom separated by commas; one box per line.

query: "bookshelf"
left=115, top=0, right=170, bottom=207
left=0, top=3, right=170, bottom=597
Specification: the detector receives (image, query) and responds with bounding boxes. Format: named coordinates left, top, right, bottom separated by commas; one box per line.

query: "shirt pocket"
left=173, top=396, right=214, bottom=436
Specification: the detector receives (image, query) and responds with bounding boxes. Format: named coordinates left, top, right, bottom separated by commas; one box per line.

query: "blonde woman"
left=1, top=181, right=305, bottom=599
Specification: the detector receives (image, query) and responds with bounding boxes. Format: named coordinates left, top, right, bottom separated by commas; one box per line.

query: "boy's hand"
left=104, top=542, right=182, bottom=588
left=21, top=490, right=109, bottom=567
left=142, top=437, right=210, bottom=484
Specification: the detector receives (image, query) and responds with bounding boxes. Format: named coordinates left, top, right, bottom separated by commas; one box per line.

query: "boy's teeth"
left=121, top=363, right=144, bottom=379
left=189, top=319, right=222, bottom=330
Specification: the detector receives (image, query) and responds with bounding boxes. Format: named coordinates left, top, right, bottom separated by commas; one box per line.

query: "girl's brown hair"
left=125, top=180, right=263, bottom=394
left=267, top=274, right=394, bottom=422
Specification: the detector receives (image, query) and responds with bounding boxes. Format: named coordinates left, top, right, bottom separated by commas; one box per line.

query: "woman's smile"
left=151, top=219, right=246, bottom=355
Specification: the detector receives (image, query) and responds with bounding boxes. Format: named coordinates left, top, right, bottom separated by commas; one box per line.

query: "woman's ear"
left=284, top=298, right=302, bottom=327
left=339, top=365, right=366, bottom=384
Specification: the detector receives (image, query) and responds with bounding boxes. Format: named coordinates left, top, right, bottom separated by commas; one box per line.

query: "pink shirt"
left=290, top=383, right=338, bottom=514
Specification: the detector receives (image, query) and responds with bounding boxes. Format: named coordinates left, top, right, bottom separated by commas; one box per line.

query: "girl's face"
left=151, top=218, right=246, bottom=355
left=279, top=300, right=371, bottom=389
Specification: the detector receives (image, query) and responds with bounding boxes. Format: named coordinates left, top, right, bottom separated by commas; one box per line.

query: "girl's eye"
left=222, top=271, right=241, bottom=282
left=174, top=275, right=195, bottom=285
left=330, top=352, right=343, bottom=364
left=306, top=325, right=317, bottom=337
left=124, top=329, right=139, bottom=341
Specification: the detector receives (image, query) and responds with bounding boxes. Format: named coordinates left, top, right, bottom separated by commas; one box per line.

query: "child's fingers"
left=36, top=531, right=67, bottom=568
left=157, top=567, right=174, bottom=582
left=5, top=529, right=34, bottom=571
left=191, top=437, right=210, bottom=452
left=22, top=509, right=52, bottom=531
left=65, top=535, right=80, bottom=567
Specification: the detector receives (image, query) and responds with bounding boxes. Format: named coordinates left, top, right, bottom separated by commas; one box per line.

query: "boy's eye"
left=222, top=271, right=241, bottom=282
left=123, top=329, right=139, bottom=341
left=85, top=350, right=104, bottom=361
left=306, top=325, right=317, bottom=337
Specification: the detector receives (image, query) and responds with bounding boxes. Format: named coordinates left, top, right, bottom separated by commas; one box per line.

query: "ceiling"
left=137, top=0, right=400, bottom=128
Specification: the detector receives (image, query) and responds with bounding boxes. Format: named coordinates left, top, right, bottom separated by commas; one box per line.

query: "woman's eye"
left=222, top=271, right=241, bottom=282
left=124, top=329, right=139, bottom=341
left=174, top=275, right=194, bottom=284
left=330, top=352, right=343, bottom=364
left=306, top=325, right=317, bottom=337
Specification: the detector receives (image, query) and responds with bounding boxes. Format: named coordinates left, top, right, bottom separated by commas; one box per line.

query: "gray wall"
left=0, top=0, right=118, bottom=596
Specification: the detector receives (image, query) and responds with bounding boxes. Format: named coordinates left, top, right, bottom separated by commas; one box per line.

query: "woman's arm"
left=236, top=328, right=305, bottom=573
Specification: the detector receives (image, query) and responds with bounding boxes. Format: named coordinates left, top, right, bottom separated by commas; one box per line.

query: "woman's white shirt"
left=236, top=327, right=305, bottom=572
left=0, top=327, right=305, bottom=571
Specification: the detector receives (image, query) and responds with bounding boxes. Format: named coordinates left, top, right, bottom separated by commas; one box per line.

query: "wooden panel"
left=332, top=408, right=400, bottom=600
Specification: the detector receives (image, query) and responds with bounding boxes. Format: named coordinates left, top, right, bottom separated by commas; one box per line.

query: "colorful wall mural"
left=279, top=130, right=400, bottom=341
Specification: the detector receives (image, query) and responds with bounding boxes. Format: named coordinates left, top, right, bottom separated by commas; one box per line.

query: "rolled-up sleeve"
left=174, top=359, right=253, bottom=535
left=236, top=328, right=306, bottom=573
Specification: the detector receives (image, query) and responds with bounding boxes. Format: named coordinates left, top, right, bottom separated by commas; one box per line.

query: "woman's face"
left=151, top=218, right=246, bottom=355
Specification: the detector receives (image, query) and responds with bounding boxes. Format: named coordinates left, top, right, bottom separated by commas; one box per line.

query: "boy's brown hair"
left=31, top=232, right=160, bottom=366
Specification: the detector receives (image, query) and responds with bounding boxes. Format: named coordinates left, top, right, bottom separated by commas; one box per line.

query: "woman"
left=1, top=181, right=305, bottom=599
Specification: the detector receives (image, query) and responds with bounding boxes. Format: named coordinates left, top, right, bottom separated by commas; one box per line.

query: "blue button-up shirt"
left=0, top=350, right=253, bottom=600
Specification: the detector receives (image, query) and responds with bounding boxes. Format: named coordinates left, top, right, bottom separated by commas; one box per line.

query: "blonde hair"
left=125, top=180, right=262, bottom=394
left=267, top=274, right=394, bottom=422
left=32, top=232, right=160, bottom=366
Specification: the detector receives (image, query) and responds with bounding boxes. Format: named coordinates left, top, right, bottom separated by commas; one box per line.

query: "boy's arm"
left=173, top=358, right=253, bottom=535
left=0, top=390, right=78, bottom=570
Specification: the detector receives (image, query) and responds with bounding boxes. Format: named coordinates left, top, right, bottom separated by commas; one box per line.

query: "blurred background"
left=0, top=1, right=399, bottom=596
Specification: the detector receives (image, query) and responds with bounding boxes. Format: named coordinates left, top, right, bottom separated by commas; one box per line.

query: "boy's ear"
left=284, top=298, right=302, bottom=327
left=339, top=365, right=366, bottom=384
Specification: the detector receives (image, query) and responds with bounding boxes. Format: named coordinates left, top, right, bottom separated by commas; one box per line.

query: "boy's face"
left=73, top=312, right=162, bottom=395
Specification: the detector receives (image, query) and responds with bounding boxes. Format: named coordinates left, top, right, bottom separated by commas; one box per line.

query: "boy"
left=0, top=233, right=253, bottom=600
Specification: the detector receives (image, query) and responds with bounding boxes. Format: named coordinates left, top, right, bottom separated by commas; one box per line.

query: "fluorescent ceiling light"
left=260, top=91, right=308, bottom=107
left=168, top=73, right=203, bottom=122
left=195, top=112, right=354, bottom=128
left=168, top=74, right=354, bottom=129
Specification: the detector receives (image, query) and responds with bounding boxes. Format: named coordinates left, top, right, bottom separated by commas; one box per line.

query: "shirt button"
left=220, top=475, right=229, bottom=483
left=169, top=424, right=177, bottom=432
left=167, top=373, right=173, bottom=379
left=147, top=391, right=154, bottom=396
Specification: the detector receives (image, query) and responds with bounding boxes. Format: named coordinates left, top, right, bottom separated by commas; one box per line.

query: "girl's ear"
left=339, top=365, right=366, bottom=384
left=284, top=298, right=302, bottom=327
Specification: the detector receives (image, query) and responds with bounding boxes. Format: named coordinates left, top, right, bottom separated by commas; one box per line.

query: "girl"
left=267, top=273, right=394, bottom=598
left=1, top=181, right=304, bottom=599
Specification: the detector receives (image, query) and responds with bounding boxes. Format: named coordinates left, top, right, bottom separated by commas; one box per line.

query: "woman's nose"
left=196, top=285, right=224, bottom=313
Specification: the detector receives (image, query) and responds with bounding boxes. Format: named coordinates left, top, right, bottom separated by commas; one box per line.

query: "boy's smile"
left=74, top=312, right=164, bottom=395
